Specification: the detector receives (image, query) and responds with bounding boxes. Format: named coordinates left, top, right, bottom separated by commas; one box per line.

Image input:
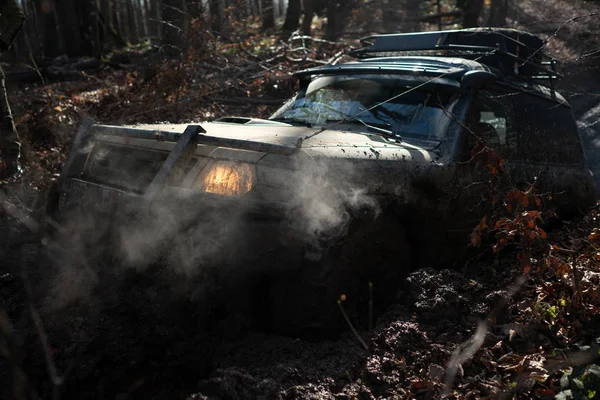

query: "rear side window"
left=512, top=93, right=584, bottom=165
left=467, top=90, right=518, bottom=159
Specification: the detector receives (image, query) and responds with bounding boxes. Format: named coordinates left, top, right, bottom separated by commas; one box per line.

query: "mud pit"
left=0, top=178, right=526, bottom=399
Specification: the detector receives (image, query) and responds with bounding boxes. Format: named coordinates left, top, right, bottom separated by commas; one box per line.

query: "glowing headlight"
left=194, top=161, right=256, bottom=197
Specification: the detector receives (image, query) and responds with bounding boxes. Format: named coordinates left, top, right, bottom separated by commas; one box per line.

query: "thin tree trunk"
left=210, top=0, right=223, bottom=32
left=121, top=0, right=132, bottom=43
left=261, top=0, right=274, bottom=30
left=137, top=0, right=148, bottom=38
left=186, top=0, right=202, bottom=20
left=325, top=0, right=337, bottom=40
left=162, top=0, right=184, bottom=56
left=403, top=0, right=421, bottom=32
left=152, top=0, right=161, bottom=39
left=35, top=0, right=62, bottom=58
left=301, top=0, right=314, bottom=35
left=282, top=0, right=300, bottom=33
left=99, top=0, right=112, bottom=52
left=126, top=0, right=138, bottom=43
left=462, top=0, right=484, bottom=28
left=488, top=0, right=508, bottom=27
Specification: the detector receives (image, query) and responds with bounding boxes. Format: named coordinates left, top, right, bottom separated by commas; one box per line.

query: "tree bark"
left=282, top=0, right=300, bottom=33
left=325, top=0, right=337, bottom=40
left=210, top=0, right=223, bottom=32
left=402, top=0, right=421, bottom=32
left=162, top=0, right=185, bottom=56
left=53, top=0, right=99, bottom=57
left=301, top=0, right=314, bottom=35
left=261, top=0, right=275, bottom=30
left=382, top=0, right=420, bottom=32
left=462, top=0, right=484, bottom=28
left=488, top=0, right=508, bottom=27
left=186, top=0, right=203, bottom=20
left=35, top=0, right=62, bottom=58
left=126, top=0, right=139, bottom=44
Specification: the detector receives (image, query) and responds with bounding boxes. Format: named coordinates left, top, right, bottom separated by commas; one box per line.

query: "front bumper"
left=58, top=178, right=289, bottom=220
left=49, top=178, right=306, bottom=268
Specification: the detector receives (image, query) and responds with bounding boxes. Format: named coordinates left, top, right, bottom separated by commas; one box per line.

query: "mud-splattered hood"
left=123, top=120, right=442, bottom=163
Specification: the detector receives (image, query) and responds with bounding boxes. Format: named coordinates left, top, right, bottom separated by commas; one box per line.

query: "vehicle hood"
left=123, top=120, right=441, bottom=162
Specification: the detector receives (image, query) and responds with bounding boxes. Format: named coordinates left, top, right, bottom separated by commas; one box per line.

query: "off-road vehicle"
left=46, top=28, right=596, bottom=338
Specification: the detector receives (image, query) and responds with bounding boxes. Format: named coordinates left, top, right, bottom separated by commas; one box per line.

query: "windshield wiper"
left=270, top=117, right=313, bottom=127
left=327, top=118, right=402, bottom=142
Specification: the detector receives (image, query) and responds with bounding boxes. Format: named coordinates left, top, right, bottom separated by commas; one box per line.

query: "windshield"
left=270, top=74, right=457, bottom=140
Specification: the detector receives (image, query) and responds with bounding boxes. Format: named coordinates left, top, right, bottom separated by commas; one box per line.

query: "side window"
left=466, top=90, right=517, bottom=159
left=512, top=93, right=584, bottom=165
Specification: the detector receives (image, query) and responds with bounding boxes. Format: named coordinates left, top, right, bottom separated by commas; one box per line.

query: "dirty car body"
left=47, top=28, right=597, bottom=337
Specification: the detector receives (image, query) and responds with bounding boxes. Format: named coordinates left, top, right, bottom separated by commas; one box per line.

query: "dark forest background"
left=8, top=0, right=523, bottom=61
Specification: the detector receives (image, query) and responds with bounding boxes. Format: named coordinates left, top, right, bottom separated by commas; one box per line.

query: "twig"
left=23, top=30, right=53, bottom=107
left=337, top=299, right=369, bottom=351
left=442, top=275, right=527, bottom=398
left=0, top=184, right=98, bottom=283
left=368, top=281, right=374, bottom=332
left=518, top=12, right=600, bottom=67
left=327, top=50, right=345, bottom=65
left=288, top=35, right=338, bottom=45
left=0, top=310, right=41, bottom=400
left=0, top=188, right=40, bottom=233
left=21, top=253, right=64, bottom=400
left=211, top=96, right=287, bottom=105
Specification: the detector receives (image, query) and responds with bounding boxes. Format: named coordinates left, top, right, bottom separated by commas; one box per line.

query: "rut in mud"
left=0, top=198, right=522, bottom=400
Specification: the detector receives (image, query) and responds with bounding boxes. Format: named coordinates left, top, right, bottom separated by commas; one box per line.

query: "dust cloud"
left=41, top=151, right=381, bottom=315
left=285, top=155, right=380, bottom=258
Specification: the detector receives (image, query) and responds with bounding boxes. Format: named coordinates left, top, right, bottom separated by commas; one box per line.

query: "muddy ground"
left=0, top=198, right=529, bottom=400
left=2, top=1, right=600, bottom=397
left=2, top=162, right=598, bottom=400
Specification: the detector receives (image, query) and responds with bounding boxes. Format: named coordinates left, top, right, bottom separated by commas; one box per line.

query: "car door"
left=510, top=90, right=596, bottom=214
left=448, top=85, right=520, bottom=240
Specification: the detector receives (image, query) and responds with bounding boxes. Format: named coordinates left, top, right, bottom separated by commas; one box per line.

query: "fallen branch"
left=212, top=96, right=287, bottom=105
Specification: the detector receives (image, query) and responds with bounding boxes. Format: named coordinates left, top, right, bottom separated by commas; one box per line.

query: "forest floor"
left=2, top=1, right=600, bottom=399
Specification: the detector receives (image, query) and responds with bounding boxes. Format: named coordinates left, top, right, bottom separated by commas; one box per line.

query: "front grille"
left=82, top=142, right=169, bottom=193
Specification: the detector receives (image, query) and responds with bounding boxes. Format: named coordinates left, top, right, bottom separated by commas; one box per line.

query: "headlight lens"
left=193, top=161, right=256, bottom=197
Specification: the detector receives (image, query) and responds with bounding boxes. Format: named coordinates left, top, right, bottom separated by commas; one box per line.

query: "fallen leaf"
left=428, top=364, right=445, bottom=382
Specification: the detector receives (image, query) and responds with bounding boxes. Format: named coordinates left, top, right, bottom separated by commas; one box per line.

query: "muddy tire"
left=267, top=213, right=411, bottom=340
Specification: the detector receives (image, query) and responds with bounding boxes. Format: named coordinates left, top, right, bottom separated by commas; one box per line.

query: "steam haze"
left=42, top=152, right=380, bottom=316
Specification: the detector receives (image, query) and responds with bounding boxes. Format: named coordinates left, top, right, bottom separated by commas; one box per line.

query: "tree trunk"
left=382, top=0, right=420, bottom=33
left=261, top=0, right=274, bottom=30
left=186, top=0, right=203, bottom=20
left=153, top=0, right=162, bottom=39
left=54, top=0, right=98, bottom=57
left=98, top=0, right=112, bottom=54
left=137, top=0, right=148, bottom=38
left=462, top=0, right=484, bottom=28
left=325, top=0, right=337, bottom=40
left=210, top=0, right=223, bottom=32
left=123, top=0, right=133, bottom=42
left=488, top=0, right=508, bottom=27
left=402, top=0, right=421, bottom=32
left=162, top=0, right=185, bottom=56
left=282, top=0, right=300, bottom=33
left=126, top=0, right=139, bottom=44
left=35, top=0, right=62, bottom=58
left=301, top=0, right=314, bottom=35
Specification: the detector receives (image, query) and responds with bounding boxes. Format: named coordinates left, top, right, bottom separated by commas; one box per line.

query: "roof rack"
left=349, top=28, right=561, bottom=81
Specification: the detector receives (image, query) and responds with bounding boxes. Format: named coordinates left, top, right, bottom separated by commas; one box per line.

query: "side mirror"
left=460, top=70, right=498, bottom=93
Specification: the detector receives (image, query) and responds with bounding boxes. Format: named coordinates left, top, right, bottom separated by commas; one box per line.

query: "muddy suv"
left=47, top=28, right=596, bottom=338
